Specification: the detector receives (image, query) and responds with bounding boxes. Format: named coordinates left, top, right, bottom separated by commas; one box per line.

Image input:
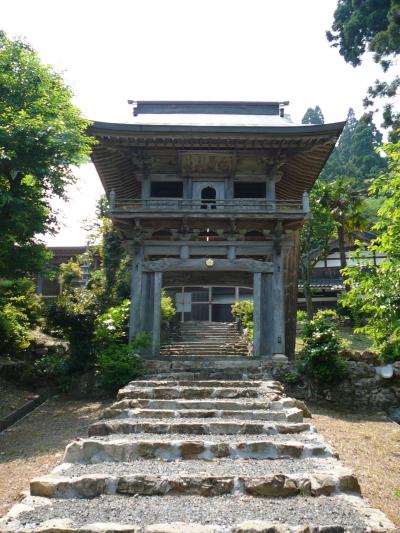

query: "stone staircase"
left=1, top=371, right=396, bottom=532
left=160, top=321, right=249, bottom=356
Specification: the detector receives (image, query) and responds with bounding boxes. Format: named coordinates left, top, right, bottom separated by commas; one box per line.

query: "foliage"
left=327, top=1, right=400, bottom=138
left=58, top=260, right=83, bottom=287
left=33, top=352, right=71, bottom=392
left=48, top=286, right=104, bottom=371
left=0, top=301, right=30, bottom=354
left=0, top=279, right=44, bottom=356
left=296, top=310, right=307, bottom=322
left=95, top=295, right=175, bottom=349
left=302, top=106, right=324, bottom=125
left=231, top=300, right=254, bottom=338
left=342, top=139, right=400, bottom=362
left=94, top=299, right=131, bottom=348
left=298, top=310, right=347, bottom=382
left=96, top=342, right=144, bottom=395
left=0, top=31, right=94, bottom=278
left=300, top=180, right=336, bottom=318
left=321, top=109, right=386, bottom=190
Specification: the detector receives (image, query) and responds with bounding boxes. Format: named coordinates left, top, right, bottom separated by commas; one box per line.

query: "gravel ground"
left=309, top=404, right=400, bottom=528
left=16, top=494, right=368, bottom=529
left=62, top=457, right=339, bottom=477
left=90, top=432, right=324, bottom=444
left=0, top=378, right=36, bottom=420
left=0, top=398, right=108, bottom=517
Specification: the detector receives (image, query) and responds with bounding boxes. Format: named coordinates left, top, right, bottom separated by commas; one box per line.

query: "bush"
left=33, top=352, right=71, bottom=392
left=298, top=309, right=347, bottom=382
left=0, top=301, right=30, bottom=354
left=296, top=310, right=307, bottom=322
left=231, top=300, right=254, bottom=338
left=96, top=335, right=149, bottom=394
left=95, top=299, right=130, bottom=348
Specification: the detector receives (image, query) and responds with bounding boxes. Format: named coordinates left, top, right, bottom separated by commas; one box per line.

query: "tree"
left=320, top=178, right=369, bottom=275
left=321, top=108, right=386, bottom=191
left=302, top=106, right=325, bottom=125
left=342, top=140, right=400, bottom=361
left=300, top=181, right=336, bottom=318
left=0, top=31, right=94, bottom=278
left=327, top=1, right=400, bottom=139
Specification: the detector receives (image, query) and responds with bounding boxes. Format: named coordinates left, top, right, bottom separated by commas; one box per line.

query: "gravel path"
left=310, top=404, right=400, bottom=528
left=16, top=494, right=368, bottom=529
left=0, top=398, right=108, bottom=517
left=61, top=457, right=339, bottom=477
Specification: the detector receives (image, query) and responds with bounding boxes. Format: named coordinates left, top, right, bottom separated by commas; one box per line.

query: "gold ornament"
left=205, top=258, right=214, bottom=267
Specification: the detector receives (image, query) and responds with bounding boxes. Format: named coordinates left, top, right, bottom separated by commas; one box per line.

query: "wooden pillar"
left=228, top=245, right=236, bottom=261
left=142, top=177, right=150, bottom=199
left=129, top=244, right=143, bottom=341
left=253, top=272, right=261, bottom=357
left=266, top=177, right=276, bottom=207
left=152, top=271, right=162, bottom=356
left=184, top=177, right=193, bottom=199
left=272, top=249, right=286, bottom=354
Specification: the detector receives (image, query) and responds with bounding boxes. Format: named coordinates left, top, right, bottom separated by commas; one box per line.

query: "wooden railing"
left=110, top=196, right=308, bottom=214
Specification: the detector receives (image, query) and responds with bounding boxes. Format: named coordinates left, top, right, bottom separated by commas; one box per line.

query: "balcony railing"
left=110, top=197, right=309, bottom=214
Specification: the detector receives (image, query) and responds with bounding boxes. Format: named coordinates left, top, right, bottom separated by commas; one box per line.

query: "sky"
left=2, top=0, right=385, bottom=245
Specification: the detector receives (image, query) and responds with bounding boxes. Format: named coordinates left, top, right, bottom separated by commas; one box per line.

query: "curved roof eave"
left=88, top=120, right=346, bottom=137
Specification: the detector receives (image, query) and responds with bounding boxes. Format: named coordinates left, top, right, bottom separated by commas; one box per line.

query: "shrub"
left=95, top=299, right=130, bottom=348
left=33, top=352, right=71, bottom=392
left=298, top=309, right=347, bottom=382
left=296, top=310, right=307, bottom=322
left=96, top=335, right=149, bottom=394
left=0, top=301, right=30, bottom=354
left=231, top=300, right=254, bottom=338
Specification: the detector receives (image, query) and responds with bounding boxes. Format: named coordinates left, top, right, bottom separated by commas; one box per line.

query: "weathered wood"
left=129, top=245, right=143, bottom=341
left=252, top=272, right=261, bottom=357
left=143, top=258, right=273, bottom=273
left=272, top=249, right=285, bottom=354
left=152, top=272, right=162, bottom=356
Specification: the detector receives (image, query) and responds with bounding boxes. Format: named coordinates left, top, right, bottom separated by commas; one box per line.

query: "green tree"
left=0, top=31, right=94, bottom=278
left=327, top=1, right=400, bottom=138
left=322, top=109, right=386, bottom=190
left=302, top=106, right=325, bottom=125
left=342, top=139, right=400, bottom=361
left=300, top=181, right=336, bottom=318
left=320, top=178, right=369, bottom=274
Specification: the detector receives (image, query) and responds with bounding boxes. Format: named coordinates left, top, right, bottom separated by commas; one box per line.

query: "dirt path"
left=0, top=397, right=108, bottom=517
left=310, top=404, right=400, bottom=528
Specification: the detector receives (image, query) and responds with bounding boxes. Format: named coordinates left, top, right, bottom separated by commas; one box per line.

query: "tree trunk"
left=338, top=224, right=349, bottom=291
left=301, top=259, right=314, bottom=319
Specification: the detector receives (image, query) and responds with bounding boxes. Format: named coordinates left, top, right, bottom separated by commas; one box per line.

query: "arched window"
left=201, top=186, right=216, bottom=209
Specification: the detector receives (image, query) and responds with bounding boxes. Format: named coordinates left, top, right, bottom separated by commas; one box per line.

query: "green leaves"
left=341, top=139, right=400, bottom=362
left=0, top=31, right=95, bottom=278
left=298, top=310, right=347, bottom=382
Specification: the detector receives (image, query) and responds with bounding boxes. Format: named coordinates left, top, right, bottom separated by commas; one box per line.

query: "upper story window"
left=234, top=182, right=266, bottom=198
left=150, top=181, right=183, bottom=198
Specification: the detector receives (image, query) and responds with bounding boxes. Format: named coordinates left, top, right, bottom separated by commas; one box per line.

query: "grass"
left=295, top=324, right=374, bottom=353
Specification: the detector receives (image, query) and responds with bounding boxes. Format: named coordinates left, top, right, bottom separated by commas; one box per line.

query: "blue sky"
left=2, top=0, right=385, bottom=245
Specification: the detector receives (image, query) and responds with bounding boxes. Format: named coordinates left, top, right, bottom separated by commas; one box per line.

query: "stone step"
left=104, top=398, right=289, bottom=414
left=5, top=494, right=395, bottom=532
left=117, top=386, right=261, bottom=400
left=100, top=409, right=304, bottom=425
left=125, top=380, right=264, bottom=388
left=30, top=467, right=360, bottom=499
left=88, top=413, right=305, bottom=436
left=144, top=371, right=272, bottom=381
left=63, top=436, right=332, bottom=463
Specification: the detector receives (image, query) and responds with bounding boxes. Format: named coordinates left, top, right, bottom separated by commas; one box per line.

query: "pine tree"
left=302, top=106, right=325, bottom=125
